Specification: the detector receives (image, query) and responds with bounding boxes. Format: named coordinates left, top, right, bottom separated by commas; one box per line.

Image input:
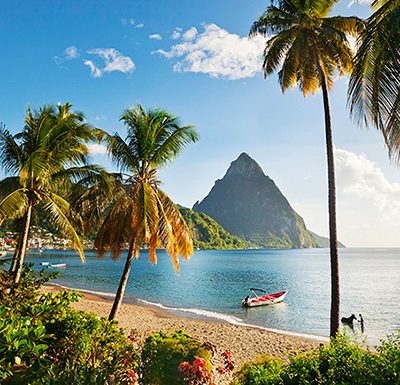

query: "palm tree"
left=250, top=0, right=363, bottom=337
left=95, top=104, right=199, bottom=321
left=0, top=103, right=102, bottom=284
left=348, top=0, right=400, bottom=161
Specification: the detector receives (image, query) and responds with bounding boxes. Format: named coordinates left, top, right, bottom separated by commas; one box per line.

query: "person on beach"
left=359, top=314, right=365, bottom=333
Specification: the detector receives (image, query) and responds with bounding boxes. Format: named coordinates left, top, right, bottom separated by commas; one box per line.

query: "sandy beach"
left=42, top=285, right=318, bottom=373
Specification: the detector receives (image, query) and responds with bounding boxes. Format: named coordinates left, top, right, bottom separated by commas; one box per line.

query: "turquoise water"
left=26, top=248, right=400, bottom=345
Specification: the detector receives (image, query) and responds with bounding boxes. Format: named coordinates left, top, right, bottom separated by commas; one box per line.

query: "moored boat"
left=47, top=263, right=67, bottom=269
left=242, top=288, right=288, bottom=307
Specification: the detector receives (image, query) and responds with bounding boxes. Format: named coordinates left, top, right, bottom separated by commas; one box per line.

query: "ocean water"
left=26, top=248, right=400, bottom=345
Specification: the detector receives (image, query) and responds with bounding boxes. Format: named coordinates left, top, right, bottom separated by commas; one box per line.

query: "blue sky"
left=2, top=0, right=400, bottom=246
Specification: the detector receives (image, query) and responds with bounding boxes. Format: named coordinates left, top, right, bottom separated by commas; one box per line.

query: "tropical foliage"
left=140, top=331, right=212, bottom=385
left=92, top=104, right=199, bottom=320
left=348, top=0, right=400, bottom=161
left=0, top=103, right=105, bottom=283
left=0, top=265, right=138, bottom=385
left=230, top=333, right=400, bottom=385
left=250, top=0, right=363, bottom=337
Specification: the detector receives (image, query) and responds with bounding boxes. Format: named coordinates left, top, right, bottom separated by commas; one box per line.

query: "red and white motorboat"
left=242, top=288, right=288, bottom=307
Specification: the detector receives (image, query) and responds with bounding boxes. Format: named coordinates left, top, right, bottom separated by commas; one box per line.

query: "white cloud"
left=121, top=18, right=143, bottom=28
left=54, top=46, right=134, bottom=78
left=53, top=46, right=80, bottom=64
left=64, top=46, right=79, bottom=59
left=335, top=148, right=400, bottom=219
left=87, top=143, right=107, bottom=156
left=155, top=23, right=266, bottom=80
left=121, top=18, right=135, bottom=25
left=84, top=60, right=103, bottom=78
left=85, top=48, right=135, bottom=78
left=348, top=0, right=371, bottom=7
left=149, top=34, right=162, bottom=40
left=171, top=28, right=182, bottom=40
left=182, top=27, right=198, bottom=41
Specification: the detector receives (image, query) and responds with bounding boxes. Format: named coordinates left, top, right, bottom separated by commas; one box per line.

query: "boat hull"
left=47, top=263, right=67, bottom=269
left=242, top=290, right=288, bottom=307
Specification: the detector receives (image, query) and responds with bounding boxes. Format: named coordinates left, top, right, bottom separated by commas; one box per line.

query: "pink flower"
left=193, top=356, right=206, bottom=368
left=178, top=361, right=192, bottom=374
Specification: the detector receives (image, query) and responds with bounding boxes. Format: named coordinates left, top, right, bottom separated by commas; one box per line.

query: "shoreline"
left=48, top=282, right=328, bottom=343
left=42, top=283, right=319, bottom=370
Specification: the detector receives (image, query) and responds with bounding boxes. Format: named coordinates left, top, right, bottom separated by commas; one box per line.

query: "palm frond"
left=0, top=124, right=23, bottom=174
left=41, top=193, right=85, bottom=262
left=106, top=133, right=140, bottom=172
left=348, top=0, right=400, bottom=161
left=95, top=194, right=134, bottom=259
left=0, top=188, right=28, bottom=224
left=51, top=164, right=108, bottom=185
left=151, top=124, right=199, bottom=167
left=130, top=179, right=160, bottom=248
left=157, top=190, right=193, bottom=272
left=323, top=16, right=365, bottom=37
left=250, top=5, right=295, bottom=37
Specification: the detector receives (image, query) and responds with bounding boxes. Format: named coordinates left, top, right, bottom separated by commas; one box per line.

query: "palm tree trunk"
left=14, top=202, right=33, bottom=284
left=9, top=247, right=20, bottom=273
left=109, top=242, right=135, bottom=321
left=9, top=230, right=23, bottom=273
left=320, top=72, right=340, bottom=338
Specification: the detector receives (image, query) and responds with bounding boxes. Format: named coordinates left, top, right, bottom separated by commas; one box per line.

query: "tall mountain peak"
left=225, top=153, right=266, bottom=178
left=193, top=153, right=317, bottom=249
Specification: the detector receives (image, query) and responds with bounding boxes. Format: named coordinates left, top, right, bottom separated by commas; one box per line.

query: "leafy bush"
left=0, top=265, right=139, bottom=385
left=231, top=356, right=285, bottom=385
left=140, top=330, right=213, bottom=385
left=48, top=310, right=138, bottom=384
left=231, top=333, right=400, bottom=385
left=0, top=309, right=50, bottom=380
left=373, top=333, right=400, bottom=384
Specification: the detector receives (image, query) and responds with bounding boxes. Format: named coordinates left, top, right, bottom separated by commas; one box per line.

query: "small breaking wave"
left=137, top=298, right=244, bottom=324
left=49, top=283, right=116, bottom=299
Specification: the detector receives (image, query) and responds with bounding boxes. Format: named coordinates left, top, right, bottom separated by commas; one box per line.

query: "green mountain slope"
left=193, top=153, right=318, bottom=249
left=310, top=231, right=346, bottom=248
left=178, top=206, right=249, bottom=250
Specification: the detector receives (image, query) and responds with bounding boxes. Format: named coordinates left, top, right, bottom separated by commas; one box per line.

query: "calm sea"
left=26, top=248, right=400, bottom=345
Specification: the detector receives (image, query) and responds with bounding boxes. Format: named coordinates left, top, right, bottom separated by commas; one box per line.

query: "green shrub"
left=0, top=309, right=50, bottom=380
left=231, top=333, right=400, bottom=385
left=140, top=330, right=213, bottom=385
left=231, top=356, right=285, bottom=385
left=0, top=265, right=139, bottom=385
left=373, top=333, right=400, bottom=384
left=48, top=310, right=139, bottom=385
